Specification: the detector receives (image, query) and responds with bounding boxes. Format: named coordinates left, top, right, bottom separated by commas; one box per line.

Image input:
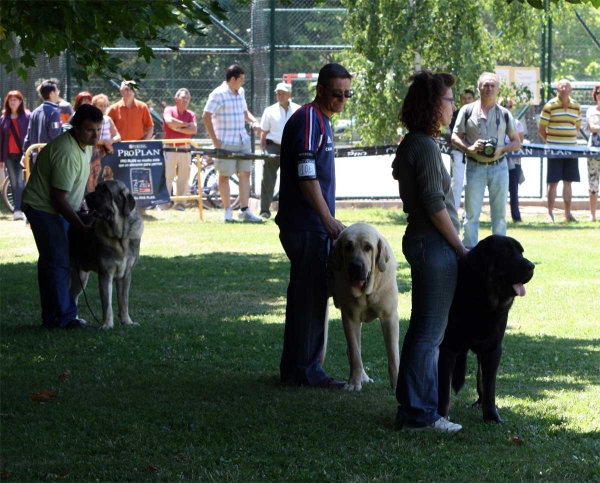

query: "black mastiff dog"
left=438, top=235, right=534, bottom=423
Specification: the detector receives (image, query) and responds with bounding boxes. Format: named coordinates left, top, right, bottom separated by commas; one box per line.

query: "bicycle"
left=190, top=155, right=264, bottom=210
left=2, top=169, right=14, bottom=212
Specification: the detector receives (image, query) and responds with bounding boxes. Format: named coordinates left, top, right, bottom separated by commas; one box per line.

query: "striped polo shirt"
left=539, top=97, right=582, bottom=145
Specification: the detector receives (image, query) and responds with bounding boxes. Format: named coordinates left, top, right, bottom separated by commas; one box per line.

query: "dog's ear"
left=329, top=238, right=343, bottom=272
left=376, top=237, right=390, bottom=273
left=512, top=238, right=524, bottom=254
left=119, top=190, right=136, bottom=217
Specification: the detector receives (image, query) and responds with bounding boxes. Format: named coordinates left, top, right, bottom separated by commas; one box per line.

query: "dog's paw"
left=361, top=372, right=374, bottom=384
left=344, top=383, right=363, bottom=392
left=99, top=324, right=114, bottom=330
left=483, top=407, right=504, bottom=423
left=122, top=321, right=139, bottom=327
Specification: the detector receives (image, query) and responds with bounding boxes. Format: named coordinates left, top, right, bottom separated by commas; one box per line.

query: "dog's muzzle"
left=349, top=261, right=370, bottom=290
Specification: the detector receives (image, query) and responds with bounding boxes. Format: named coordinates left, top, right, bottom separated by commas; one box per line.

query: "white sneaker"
left=13, top=210, right=25, bottom=221
left=238, top=209, right=263, bottom=223
left=405, top=417, right=462, bottom=433
left=224, top=207, right=233, bottom=222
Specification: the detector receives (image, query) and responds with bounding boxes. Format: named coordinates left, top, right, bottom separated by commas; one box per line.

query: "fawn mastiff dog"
left=69, top=180, right=144, bottom=330
left=328, top=223, right=400, bottom=391
left=438, top=235, right=535, bottom=423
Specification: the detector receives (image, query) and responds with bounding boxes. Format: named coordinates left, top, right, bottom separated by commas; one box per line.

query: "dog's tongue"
left=352, top=279, right=366, bottom=289
left=512, top=283, right=526, bottom=297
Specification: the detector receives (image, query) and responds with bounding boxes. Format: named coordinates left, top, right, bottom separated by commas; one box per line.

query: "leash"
left=72, top=210, right=108, bottom=329
left=74, top=258, right=103, bottom=329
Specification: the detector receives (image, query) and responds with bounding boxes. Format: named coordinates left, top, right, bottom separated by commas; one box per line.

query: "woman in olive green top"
left=391, top=70, right=469, bottom=433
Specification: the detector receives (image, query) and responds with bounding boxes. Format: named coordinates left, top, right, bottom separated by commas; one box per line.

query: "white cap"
left=274, top=82, right=292, bottom=93
left=120, top=80, right=136, bottom=89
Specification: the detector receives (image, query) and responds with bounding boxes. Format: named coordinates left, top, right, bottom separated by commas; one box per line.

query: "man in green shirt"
left=22, top=104, right=104, bottom=329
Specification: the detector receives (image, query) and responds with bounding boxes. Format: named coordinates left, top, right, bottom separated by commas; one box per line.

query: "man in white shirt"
left=259, top=82, right=300, bottom=219
left=202, top=64, right=262, bottom=223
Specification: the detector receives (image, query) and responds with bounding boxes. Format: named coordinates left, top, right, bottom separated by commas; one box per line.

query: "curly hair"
left=592, top=84, right=600, bottom=102
left=399, top=70, right=455, bottom=137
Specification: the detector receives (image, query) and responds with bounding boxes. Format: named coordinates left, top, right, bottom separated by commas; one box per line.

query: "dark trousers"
left=508, top=165, right=522, bottom=221
left=25, top=206, right=78, bottom=328
left=260, top=142, right=281, bottom=215
left=279, top=230, right=330, bottom=385
left=396, top=230, right=458, bottom=426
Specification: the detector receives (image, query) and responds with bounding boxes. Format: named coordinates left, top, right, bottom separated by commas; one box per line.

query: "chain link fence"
left=2, top=1, right=598, bottom=139
left=1, top=0, right=598, bottom=192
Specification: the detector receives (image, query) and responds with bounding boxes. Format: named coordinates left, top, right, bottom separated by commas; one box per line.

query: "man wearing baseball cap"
left=258, top=82, right=300, bottom=219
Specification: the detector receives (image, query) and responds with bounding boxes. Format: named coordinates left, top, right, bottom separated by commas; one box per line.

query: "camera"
left=481, top=138, right=497, bottom=158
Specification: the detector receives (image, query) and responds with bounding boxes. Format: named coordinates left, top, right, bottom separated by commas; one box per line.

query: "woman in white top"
left=91, top=94, right=121, bottom=144
left=586, top=85, right=600, bottom=222
left=85, top=94, right=121, bottom=192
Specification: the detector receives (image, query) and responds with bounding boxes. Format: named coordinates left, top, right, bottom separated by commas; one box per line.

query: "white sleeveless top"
left=100, top=116, right=111, bottom=140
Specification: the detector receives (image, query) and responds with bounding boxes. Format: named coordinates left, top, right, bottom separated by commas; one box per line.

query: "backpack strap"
left=463, top=102, right=475, bottom=124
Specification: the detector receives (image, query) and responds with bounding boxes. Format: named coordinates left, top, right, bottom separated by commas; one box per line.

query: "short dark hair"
left=226, top=65, right=245, bottom=82
left=317, top=63, right=352, bottom=89
left=38, top=80, right=58, bottom=100
left=71, top=103, right=104, bottom=129
left=399, top=70, right=456, bottom=137
left=463, top=89, right=475, bottom=97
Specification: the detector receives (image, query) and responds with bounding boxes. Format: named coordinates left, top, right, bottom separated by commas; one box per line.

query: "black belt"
left=467, top=156, right=505, bottom=166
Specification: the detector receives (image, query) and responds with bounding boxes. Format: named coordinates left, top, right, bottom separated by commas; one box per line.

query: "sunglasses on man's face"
left=321, top=85, right=354, bottom=99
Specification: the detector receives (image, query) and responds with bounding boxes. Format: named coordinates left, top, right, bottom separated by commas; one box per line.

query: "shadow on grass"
left=1, top=250, right=598, bottom=480
left=452, top=331, right=599, bottom=403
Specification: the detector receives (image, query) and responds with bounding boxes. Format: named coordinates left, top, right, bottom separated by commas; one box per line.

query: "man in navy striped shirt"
left=276, top=63, right=352, bottom=389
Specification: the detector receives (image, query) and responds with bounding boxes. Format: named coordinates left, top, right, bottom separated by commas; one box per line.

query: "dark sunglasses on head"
left=321, top=84, right=354, bottom=99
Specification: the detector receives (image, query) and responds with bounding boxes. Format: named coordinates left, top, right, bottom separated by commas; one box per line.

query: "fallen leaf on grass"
left=142, top=466, right=160, bottom=472
left=30, top=390, right=57, bottom=402
left=43, top=473, right=68, bottom=479
left=58, top=370, right=71, bottom=382
left=509, top=435, right=524, bottom=446
left=0, top=469, right=11, bottom=480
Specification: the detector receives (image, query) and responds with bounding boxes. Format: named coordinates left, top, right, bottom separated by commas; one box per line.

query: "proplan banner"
left=91, top=141, right=170, bottom=208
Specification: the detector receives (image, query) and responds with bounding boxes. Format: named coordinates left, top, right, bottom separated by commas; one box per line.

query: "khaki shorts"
left=215, top=142, right=252, bottom=177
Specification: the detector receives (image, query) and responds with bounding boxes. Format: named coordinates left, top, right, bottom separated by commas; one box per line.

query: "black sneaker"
left=65, top=318, right=87, bottom=329
left=312, top=377, right=347, bottom=389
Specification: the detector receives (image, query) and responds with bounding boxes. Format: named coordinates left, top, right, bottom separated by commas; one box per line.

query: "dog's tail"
left=451, top=352, right=467, bottom=394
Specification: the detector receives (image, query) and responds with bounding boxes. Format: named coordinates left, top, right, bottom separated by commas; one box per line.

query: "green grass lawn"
left=1, top=206, right=599, bottom=482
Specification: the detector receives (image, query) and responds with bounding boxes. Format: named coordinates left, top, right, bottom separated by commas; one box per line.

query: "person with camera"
left=451, top=72, right=521, bottom=248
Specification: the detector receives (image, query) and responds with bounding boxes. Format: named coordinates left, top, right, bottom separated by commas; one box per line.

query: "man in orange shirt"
left=107, top=81, right=154, bottom=141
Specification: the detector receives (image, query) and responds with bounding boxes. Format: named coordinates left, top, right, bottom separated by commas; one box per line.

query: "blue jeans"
left=462, top=159, right=509, bottom=248
left=6, top=153, right=25, bottom=212
left=508, top=165, right=522, bottom=221
left=279, top=230, right=330, bottom=385
left=25, top=207, right=78, bottom=328
left=396, top=230, right=458, bottom=426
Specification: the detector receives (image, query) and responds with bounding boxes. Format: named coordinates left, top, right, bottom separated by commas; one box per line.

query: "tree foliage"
left=0, top=0, right=234, bottom=83
left=510, top=0, right=600, bottom=9
left=339, top=0, right=600, bottom=144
